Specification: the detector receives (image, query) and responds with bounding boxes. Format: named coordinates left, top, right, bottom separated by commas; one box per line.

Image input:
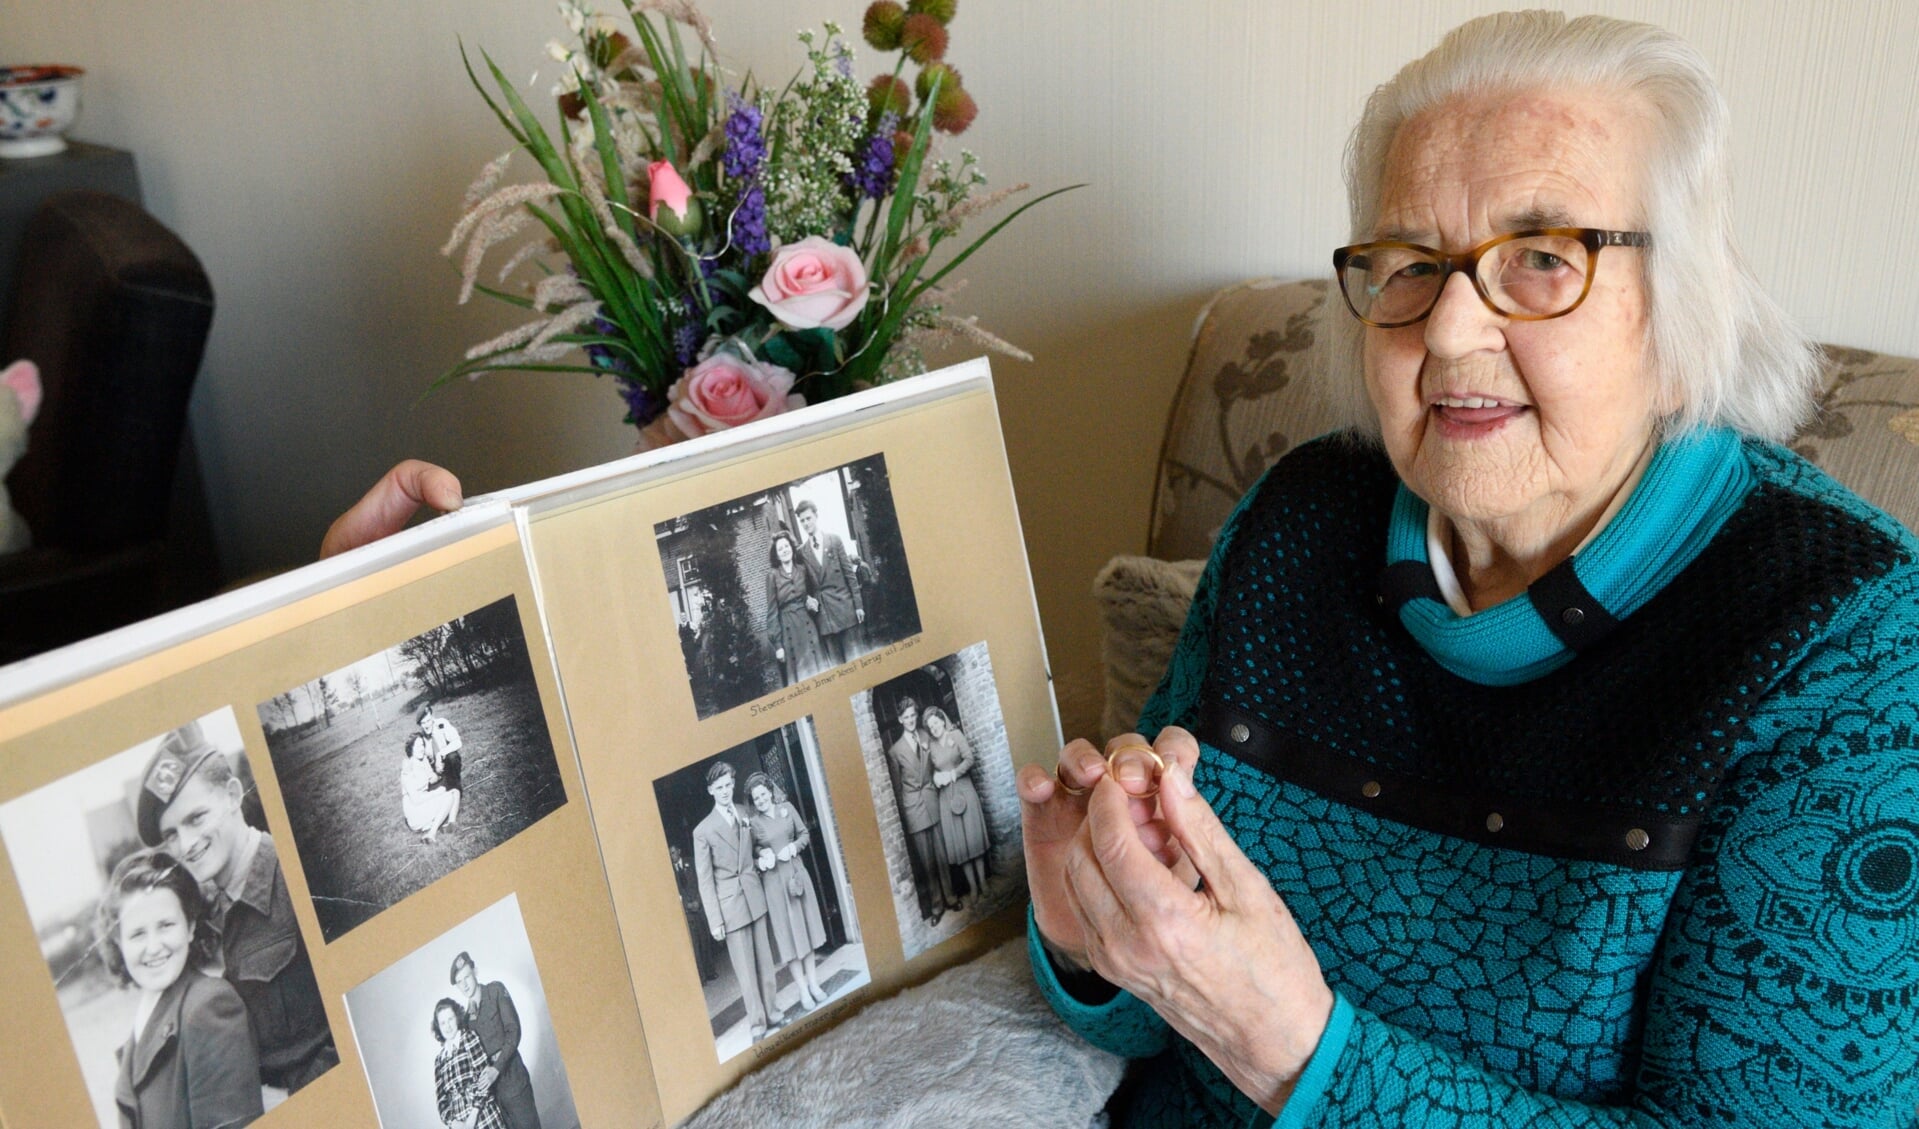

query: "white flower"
left=546, top=39, right=573, bottom=62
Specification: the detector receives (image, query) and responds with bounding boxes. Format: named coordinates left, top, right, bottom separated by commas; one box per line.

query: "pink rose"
left=663, top=351, right=804, bottom=440
left=748, top=236, right=871, bottom=331
left=647, top=160, right=701, bottom=235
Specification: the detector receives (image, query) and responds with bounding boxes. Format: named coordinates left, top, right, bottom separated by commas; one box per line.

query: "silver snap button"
left=1561, top=607, right=1586, bottom=626
left=1360, top=781, right=1381, bottom=799
left=1624, top=828, right=1650, bottom=851
left=1229, top=723, right=1250, bottom=744
left=1485, top=812, right=1505, bottom=833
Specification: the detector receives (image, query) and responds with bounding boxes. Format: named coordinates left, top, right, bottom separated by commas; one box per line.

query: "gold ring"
left=1054, top=763, right=1088, bottom=797
left=1106, top=742, right=1165, bottom=798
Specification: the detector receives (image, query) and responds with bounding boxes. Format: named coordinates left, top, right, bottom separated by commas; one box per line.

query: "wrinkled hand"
left=1063, top=728, right=1334, bottom=1115
left=1018, top=733, right=1190, bottom=971
left=320, top=460, right=463, bottom=559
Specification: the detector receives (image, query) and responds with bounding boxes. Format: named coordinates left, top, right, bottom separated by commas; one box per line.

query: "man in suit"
left=452, top=951, right=541, bottom=1129
left=138, top=720, right=337, bottom=1100
left=693, top=761, right=785, bottom=1039
left=795, top=501, right=865, bottom=666
left=887, top=697, right=953, bottom=924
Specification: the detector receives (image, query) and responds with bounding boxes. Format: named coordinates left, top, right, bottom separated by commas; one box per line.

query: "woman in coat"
left=746, top=772, right=829, bottom=1011
left=99, top=849, right=263, bottom=1129
left=924, top=707, right=991, bottom=909
left=763, top=529, right=827, bottom=685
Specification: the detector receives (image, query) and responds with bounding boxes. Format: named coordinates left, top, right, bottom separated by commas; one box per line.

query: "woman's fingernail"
left=1167, top=761, right=1196, bottom=799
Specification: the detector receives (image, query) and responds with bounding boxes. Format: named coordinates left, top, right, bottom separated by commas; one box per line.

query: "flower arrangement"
left=441, top=0, right=1070, bottom=447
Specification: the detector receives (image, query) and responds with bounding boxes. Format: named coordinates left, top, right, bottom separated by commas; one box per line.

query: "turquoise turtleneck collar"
left=1385, top=427, right=1754, bottom=686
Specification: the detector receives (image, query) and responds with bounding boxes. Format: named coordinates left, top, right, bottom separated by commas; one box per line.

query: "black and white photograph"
left=853, top=642, right=1026, bottom=959
left=257, top=595, right=569, bottom=941
left=651, top=718, right=871, bottom=1064
left=657, top=453, right=921, bottom=719
left=343, top=892, right=578, bottom=1129
left=0, top=707, right=339, bottom=1127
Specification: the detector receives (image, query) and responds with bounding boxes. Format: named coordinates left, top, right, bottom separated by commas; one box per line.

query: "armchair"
left=0, top=189, right=220, bottom=663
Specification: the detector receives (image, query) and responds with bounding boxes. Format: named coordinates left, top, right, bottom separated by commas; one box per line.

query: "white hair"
left=1328, top=10, right=1819, bottom=443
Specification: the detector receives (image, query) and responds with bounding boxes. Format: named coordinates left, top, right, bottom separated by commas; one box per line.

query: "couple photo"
left=257, top=595, right=570, bottom=940
left=657, top=453, right=922, bottom=719
left=0, top=708, right=338, bottom=1128
left=346, top=894, right=578, bottom=1129
left=855, top=642, right=1027, bottom=959
left=653, top=719, right=871, bottom=1064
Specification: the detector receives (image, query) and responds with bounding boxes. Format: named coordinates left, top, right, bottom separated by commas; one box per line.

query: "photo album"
left=0, top=359, right=1060, bottom=1128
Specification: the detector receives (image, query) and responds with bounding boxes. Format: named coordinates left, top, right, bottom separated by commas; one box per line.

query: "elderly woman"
left=1019, top=12, right=1919, bottom=1129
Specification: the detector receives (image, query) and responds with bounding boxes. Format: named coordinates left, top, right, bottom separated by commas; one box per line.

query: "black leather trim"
left=1378, top=559, right=1443, bottom=612
left=1195, top=698, right=1700, bottom=871
left=1528, top=558, right=1621, bottom=650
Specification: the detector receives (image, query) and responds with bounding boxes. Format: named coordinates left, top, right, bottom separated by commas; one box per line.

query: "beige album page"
left=525, top=383, right=1056, bottom=1124
left=0, top=525, right=658, bottom=1129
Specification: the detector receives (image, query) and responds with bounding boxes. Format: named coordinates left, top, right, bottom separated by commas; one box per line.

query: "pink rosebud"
left=663, top=350, right=805, bottom=439
left=748, top=236, right=871, bottom=331
left=647, top=160, right=701, bottom=235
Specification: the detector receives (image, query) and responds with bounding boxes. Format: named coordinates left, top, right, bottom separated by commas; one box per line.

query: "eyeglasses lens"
left=1340, top=233, right=1594, bottom=325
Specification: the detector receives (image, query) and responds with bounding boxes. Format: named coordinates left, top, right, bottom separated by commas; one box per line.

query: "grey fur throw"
left=682, top=937, right=1125, bottom=1128
left=1094, top=555, right=1204, bottom=740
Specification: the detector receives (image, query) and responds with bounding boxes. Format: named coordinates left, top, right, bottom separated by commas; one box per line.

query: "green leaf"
left=875, top=79, right=941, bottom=278
left=759, top=333, right=807, bottom=373
left=577, top=79, right=636, bottom=240
left=478, top=48, right=576, bottom=194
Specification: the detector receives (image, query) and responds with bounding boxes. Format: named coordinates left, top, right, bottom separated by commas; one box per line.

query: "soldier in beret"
left=138, top=720, right=338, bottom=1099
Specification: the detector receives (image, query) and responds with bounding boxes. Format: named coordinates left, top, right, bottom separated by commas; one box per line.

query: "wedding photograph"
left=344, top=892, right=578, bottom=1129
left=852, top=642, right=1026, bottom=959
left=650, top=717, right=871, bottom=1064
left=257, top=594, right=569, bottom=940
left=0, top=707, right=338, bottom=1127
left=656, top=453, right=921, bottom=720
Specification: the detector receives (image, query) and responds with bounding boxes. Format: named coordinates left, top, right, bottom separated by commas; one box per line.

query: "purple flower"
left=674, top=323, right=704, bottom=366
left=615, top=375, right=663, bottom=426
left=731, top=183, right=771, bottom=257
left=847, top=114, right=897, bottom=199
left=722, top=95, right=766, bottom=181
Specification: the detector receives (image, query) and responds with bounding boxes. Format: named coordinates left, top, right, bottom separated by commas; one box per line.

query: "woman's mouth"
left=1430, top=394, right=1526, bottom=435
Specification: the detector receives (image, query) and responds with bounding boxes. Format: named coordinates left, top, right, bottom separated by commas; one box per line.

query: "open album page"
left=522, top=377, right=1058, bottom=1124
left=0, top=522, right=658, bottom=1128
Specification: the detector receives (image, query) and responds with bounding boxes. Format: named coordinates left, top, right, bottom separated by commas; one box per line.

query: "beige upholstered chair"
left=1096, top=278, right=1919, bottom=738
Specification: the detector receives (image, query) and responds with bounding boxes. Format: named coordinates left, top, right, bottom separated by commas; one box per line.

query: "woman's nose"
left=1423, top=269, right=1506, bottom=358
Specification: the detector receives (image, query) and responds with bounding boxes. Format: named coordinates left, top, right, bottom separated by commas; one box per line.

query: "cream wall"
left=7, top=1, right=1917, bottom=731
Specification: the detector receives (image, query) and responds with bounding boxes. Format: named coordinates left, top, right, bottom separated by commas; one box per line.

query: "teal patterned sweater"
left=1032, top=433, right=1919, bottom=1127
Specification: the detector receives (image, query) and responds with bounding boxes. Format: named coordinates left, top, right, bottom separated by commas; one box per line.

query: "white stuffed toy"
left=0, top=360, right=43, bottom=554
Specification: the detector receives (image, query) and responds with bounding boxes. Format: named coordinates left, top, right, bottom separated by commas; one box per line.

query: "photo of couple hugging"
left=762, top=500, right=868, bottom=686
left=885, top=695, right=991, bottom=927
left=402, top=704, right=465, bottom=843
left=427, top=951, right=541, bottom=1129
left=0, top=711, right=338, bottom=1128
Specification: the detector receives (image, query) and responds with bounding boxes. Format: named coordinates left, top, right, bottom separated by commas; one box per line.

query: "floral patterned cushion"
left=1097, top=278, right=1919, bottom=739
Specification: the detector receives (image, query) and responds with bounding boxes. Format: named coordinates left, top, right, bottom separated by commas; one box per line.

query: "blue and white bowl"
left=0, top=66, right=84, bottom=159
